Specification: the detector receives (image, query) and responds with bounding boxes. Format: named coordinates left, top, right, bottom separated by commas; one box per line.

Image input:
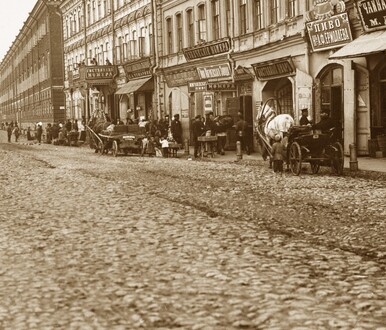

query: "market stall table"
left=197, top=135, right=217, bottom=158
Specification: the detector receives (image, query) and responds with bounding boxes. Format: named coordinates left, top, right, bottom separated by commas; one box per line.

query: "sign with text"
left=356, top=0, right=386, bottom=32
left=252, top=57, right=296, bottom=80
left=306, top=13, right=353, bottom=52
left=207, top=82, right=237, bottom=92
left=86, top=66, right=116, bottom=80
left=183, top=38, right=230, bottom=61
left=124, top=57, right=152, bottom=79
left=188, top=81, right=207, bottom=93
left=197, top=64, right=231, bottom=80
left=164, top=68, right=200, bottom=87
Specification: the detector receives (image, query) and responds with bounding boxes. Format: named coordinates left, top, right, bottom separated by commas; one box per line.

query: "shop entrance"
left=262, top=78, right=294, bottom=118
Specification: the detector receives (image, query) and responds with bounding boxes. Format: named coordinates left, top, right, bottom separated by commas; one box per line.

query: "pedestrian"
left=235, top=114, right=249, bottom=154
left=46, top=123, right=52, bottom=144
left=160, top=135, right=169, bottom=158
left=7, top=124, right=12, bottom=143
left=299, top=108, right=312, bottom=126
left=272, top=134, right=284, bottom=174
left=170, top=114, right=182, bottom=144
left=192, top=115, right=205, bottom=158
left=36, top=122, right=43, bottom=144
left=27, top=127, right=34, bottom=141
left=13, top=124, right=20, bottom=142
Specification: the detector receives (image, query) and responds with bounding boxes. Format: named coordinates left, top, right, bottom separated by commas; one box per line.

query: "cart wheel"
left=290, top=142, right=302, bottom=175
left=98, top=141, right=105, bottom=155
left=310, top=161, right=320, bottom=174
left=331, top=142, right=344, bottom=175
left=112, top=140, right=119, bottom=157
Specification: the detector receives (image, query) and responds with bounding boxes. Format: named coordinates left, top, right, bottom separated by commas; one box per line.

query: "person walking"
left=235, top=114, right=249, bottom=154
left=7, top=124, right=12, bottom=143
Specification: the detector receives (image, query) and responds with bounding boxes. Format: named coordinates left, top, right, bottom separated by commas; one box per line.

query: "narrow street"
left=0, top=140, right=385, bottom=329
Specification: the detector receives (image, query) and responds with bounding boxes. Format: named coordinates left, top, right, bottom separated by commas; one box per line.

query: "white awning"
left=115, top=77, right=153, bottom=95
left=329, top=30, right=386, bottom=59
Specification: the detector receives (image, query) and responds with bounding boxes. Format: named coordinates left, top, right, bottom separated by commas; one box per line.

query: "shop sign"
left=86, top=66, right=116, bottom=80
left=164, top=68, right=200, bottom=87
left=252, top=57, right=296, bottom=81
left=124, top=58, right=152, bottom=79
left=204, top=93, right=213, bottom=113
left=356, top=0, right=386, bottom=32
left=183, top=38, right=230, bottom=61
left=188, top=81, right=207, bottom=93
left=306, top=13, right=353, bottom=52
left=207, top=82, right=237, bottom=92
left=197, top=64, right=231, bottom=80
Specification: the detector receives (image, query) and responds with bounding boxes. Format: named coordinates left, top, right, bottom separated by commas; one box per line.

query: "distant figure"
left=13, top=124, right=20, bottom=142
left=91, top=57, right=98, bottom=65
left=160, top=136, right=169, bottom=158
left=235, top=114, right=249, bottom=154
left=36, top=123, right=43, bottom=144
left=171, top=114, right=182, bottom=144
left=7, top=124, right=12, bottom=143
left=105, top=59, right=112, bottom=65
left=271, top=134, right=284, bottom=174
left=27, top=127, right=34, bottom=141
left=192, top=115, right=205, bottom=158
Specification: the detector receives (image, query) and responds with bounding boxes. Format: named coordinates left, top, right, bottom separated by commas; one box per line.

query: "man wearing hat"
left=171, top=114, right=182, bottom=144
left=312, top=110, right=335, bottom=132
left=192, top=115, right=205, bottom=158
left=299, top=108, right=312, bottom=126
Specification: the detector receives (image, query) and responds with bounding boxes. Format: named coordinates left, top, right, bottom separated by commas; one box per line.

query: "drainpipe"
left=150, top=0, right=160, bottom=120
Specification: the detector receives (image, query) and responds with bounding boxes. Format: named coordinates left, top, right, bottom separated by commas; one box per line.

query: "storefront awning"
left=329, top=30, right=386, bottom=59
left=115, top=77, right=153, bottom=95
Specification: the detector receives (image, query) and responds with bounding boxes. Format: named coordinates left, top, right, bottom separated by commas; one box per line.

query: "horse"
left=255, top=100, right=294, bottom=162
left=86, top=110, right=111, bottom=151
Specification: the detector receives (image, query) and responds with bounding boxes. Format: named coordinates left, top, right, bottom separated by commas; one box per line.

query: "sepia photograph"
left=0, top=0, right=385, bottom=328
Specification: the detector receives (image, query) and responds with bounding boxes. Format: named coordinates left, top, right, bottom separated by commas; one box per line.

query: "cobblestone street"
left=0, top=139, right=385, bottom=329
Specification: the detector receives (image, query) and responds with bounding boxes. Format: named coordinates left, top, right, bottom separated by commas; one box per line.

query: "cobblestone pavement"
left=0, top=140, right=385, bottom=329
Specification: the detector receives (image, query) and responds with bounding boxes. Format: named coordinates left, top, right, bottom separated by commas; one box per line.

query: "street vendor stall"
left=197, top=135, right=217, bottom=158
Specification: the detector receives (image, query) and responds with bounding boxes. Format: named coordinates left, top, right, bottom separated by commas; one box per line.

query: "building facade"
left=156, top=0, right=384, bottom=155
left=0, top=0, right=65, bottom=129
left=60, top=0, right=155, bottom=125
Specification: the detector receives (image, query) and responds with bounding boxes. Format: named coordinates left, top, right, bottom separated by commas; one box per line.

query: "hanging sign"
left=306, top=13, right=352, bottom=52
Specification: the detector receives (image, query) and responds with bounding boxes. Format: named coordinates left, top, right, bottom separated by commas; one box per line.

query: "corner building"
left=0, top=0, right=65, bottom=128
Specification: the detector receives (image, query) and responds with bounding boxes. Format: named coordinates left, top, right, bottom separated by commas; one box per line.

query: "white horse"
left=256, top=100, right=294, bottom=160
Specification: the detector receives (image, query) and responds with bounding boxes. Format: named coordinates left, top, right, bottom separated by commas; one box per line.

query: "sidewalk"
left=1, top=129, right=385, bottom=173
left=181, top=146, right=386, bottom=173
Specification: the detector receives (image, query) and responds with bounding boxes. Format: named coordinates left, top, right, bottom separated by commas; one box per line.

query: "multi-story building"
left=0, top=0, right=65, bottom=129
left=156, top=0, right=383, bottom=155
left=60, top=0, right=155, bottom=125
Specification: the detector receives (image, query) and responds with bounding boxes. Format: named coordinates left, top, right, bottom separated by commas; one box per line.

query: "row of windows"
left=65, top=0, right=141, bottom=39
left=165, top=0, right=298, bottom=54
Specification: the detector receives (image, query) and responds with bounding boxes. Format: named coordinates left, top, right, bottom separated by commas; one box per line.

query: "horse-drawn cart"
left=286, top=126, right=344, bottom=176
left=87, top=124, right=146, bottom=157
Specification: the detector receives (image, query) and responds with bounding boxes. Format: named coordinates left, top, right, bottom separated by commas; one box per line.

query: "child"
left=160, top=136, right=169, bottom=158
left=271, top=134, right=284, bottom=174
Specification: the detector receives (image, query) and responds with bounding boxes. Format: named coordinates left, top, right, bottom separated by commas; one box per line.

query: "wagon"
left=286, top=126, right=344, bottom=176
left=87, top=124, right=146, bottom=157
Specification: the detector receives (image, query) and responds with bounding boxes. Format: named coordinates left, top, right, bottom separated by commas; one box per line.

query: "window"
left=212, top=0, right=220, bottom=40
left=149, top=24, right=153, bottom=55
left=130, top=30, right=137, bottom=58
left=117, top=37, right=123, bottom=63
left=87, top=3, right=91, bottom=26
left=198, top=4, right=206, bottom=42
left=100, top=44, right=104, bottom=63
left=225, top=0, right=231, bottom=37
left=139, top=27, right=145, bottom=57
left=123, top=35, right=128, bottom=61
left=240, top=0, right=247, bottom=35
left=287, top=0, right=297, bottom=18
left=270, top=0, right=279, bottom=25
left=92, top=1, right=96, bottom=23
left=254, top=0, right=263, bottom=30
left=98, top=0, right=101, bottom=20
left=187, top=9, right=194, bottom=47
left=166, top=18, right=173, bottom=54
left=176, top=14, right=183, bottom=51
left=104, top=0, right=108, bottom=15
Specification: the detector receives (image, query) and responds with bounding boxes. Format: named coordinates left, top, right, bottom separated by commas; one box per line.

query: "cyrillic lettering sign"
left=252, top=57, right=296, bottom=81
left=124, top=58, right=152, bottom=79
left=357, top=0, right=386, bottom=32
left=197, top=64, right=231, bottom=80
left=183, top=38, right=230, bottom=61
left=306, top=13, right=353, bottom=52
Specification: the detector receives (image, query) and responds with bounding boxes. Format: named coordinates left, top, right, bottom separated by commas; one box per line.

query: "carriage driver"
left=312, top=110, right=335, bottom=132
